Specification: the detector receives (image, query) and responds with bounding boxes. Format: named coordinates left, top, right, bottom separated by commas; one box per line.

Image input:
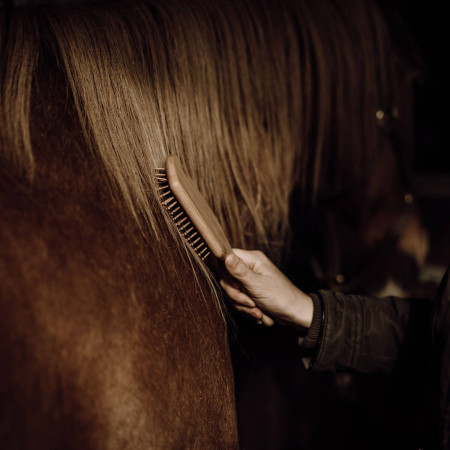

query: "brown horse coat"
left=0, top=63, right=238, bottom=449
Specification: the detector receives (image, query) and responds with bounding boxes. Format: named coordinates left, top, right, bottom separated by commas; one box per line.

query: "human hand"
left=220, top=249, right=313, bottom=329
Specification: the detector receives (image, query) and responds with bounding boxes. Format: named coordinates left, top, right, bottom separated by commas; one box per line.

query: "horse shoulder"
left=0, top=71, right=238, bottom=449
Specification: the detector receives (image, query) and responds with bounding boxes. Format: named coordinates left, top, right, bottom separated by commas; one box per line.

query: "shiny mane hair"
left=0, top=0, right=403, bottom=276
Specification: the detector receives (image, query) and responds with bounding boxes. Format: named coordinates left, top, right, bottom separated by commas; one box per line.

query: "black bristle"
left=155, top=168, right=210, bottom=261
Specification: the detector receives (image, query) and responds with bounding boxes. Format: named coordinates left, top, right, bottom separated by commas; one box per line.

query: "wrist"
left=279, top=289, right=314, bottom=330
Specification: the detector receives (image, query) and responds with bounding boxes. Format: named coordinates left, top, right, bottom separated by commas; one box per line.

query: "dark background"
left=403, top=0, right=450, bottom=296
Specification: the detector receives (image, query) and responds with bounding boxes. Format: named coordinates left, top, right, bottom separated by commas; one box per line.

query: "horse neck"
left=0, top=59, right=238, bottom=449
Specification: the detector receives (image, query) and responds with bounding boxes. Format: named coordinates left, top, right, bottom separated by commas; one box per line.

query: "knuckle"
left=234, top=263, right=248, bottom=278
left=254, top=250, right=268, bottom=263
left=226, top=254, right=239, bottom=269
left=252, top=250, right=264, bottom=258
left=258, top=251, right=269, bottom=262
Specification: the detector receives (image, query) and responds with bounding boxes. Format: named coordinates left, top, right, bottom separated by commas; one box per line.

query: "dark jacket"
left=301, top=268, right=450, bottom=449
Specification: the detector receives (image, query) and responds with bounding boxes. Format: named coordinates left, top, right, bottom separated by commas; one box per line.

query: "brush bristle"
left=155, top=168, right=211, bottom=260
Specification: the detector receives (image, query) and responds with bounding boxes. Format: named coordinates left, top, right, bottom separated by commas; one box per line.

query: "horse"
left=0, top=0, right=427, bottom=448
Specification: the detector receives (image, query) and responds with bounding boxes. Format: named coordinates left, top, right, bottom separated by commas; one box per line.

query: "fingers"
left=261, top=314, right=274, bottom=327
left=231, top=249, right=275, bottom=278
left=220, top=279, right=256, bottom=308
left=231, top=248, right=265, bottom=271
left=235, top=305, right=264, bottom=321
left=220, top=279, right=264, bottom=321
left=224, top=253, right=258, bottom=283
left=223, top=249, right=275, bottom=326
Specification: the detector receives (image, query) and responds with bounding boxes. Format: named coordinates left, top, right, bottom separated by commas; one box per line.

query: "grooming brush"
left=155, top=155, right=274, bottom=327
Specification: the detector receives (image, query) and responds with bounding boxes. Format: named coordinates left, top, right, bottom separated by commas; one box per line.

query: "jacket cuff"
left=299, top=293, right=323, bottom=350
left=310, top=289, right=364, bottom=372
left=298, top=293, right=324, bottom=369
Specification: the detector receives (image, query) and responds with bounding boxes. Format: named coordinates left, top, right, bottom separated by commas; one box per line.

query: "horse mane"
left=0, top=0, right=404, bottom=274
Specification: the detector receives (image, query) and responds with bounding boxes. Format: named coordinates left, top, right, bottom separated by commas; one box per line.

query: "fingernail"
left=253, top=310, right=263, bottom=320
left=225, top=254, right=239, bottom=269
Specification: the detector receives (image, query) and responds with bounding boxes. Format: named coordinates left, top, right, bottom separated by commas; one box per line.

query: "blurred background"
left=401, top=0, right=450, bottom=298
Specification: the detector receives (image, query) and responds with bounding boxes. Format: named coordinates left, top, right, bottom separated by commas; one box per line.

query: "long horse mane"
left=1, top=0, right=403, bottom=292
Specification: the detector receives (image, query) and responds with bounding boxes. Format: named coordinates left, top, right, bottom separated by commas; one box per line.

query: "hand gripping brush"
left=155, top=155, right=274, bottom=326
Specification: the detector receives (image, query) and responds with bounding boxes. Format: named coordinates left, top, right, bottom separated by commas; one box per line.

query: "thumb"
left=224, top=253, right=257, bottom=283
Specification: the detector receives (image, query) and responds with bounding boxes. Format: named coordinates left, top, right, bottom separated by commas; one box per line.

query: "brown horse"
left=0, top=0, right=427, bottom=449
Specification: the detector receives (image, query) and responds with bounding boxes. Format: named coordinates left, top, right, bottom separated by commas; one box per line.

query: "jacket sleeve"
left=305, top=290, right=432, bottom=375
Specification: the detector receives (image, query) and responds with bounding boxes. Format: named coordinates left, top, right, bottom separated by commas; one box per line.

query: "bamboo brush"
left=156, top=155, right=274, bottom=327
